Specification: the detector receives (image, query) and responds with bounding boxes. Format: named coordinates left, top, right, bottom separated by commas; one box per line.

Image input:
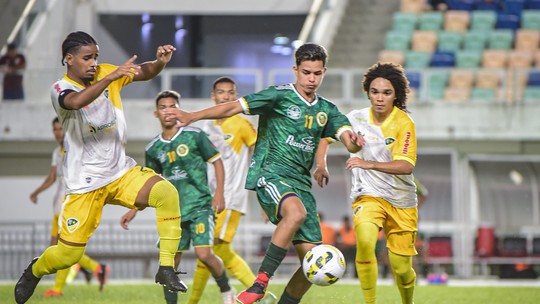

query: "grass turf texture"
left=2, top=282, right=540, bottom=303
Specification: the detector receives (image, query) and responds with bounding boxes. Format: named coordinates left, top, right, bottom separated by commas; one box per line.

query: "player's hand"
left=30, top=192, right=38, bottom=204
left=212, top=193, right=225, bottom=214
left=108, top=55, right=141, bottom=81
left=120, top=209, right=137, bottom=230
left=313, top=166, right=329, bottom=188
left=155, top=45, right=176, bottom=64
left=167, top=108, right=193, bottom=127
left=345, top=156, right=372, bottom=170
left=349, top=130, right=365, bottom=147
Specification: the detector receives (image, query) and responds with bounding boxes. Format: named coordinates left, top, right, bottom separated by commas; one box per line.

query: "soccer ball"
left=302, top=244, right=346, bottom=286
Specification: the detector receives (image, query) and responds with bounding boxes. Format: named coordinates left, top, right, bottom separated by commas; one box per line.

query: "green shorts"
left=178, top=208, right=215, bottom=251
left=255, top=176, right=321, bottom=244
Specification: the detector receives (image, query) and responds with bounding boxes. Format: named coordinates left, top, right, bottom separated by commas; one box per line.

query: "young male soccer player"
left=188, top=77, right=276, bottom=304
left=121, top=90, right=236, bottom=304
left=30, top=117, right=108, bottom=297
left=14, top=31, right=185, bottom=304
left=170, top=43, right=362, bottom=304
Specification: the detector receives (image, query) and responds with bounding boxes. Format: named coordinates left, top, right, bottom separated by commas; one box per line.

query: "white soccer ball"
left=302, top=244, right=346, bottom=286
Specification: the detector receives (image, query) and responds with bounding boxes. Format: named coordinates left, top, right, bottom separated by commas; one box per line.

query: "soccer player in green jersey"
left=170, top=43, right=362, bottom=304
left=120, top=90, right=235, bottom=304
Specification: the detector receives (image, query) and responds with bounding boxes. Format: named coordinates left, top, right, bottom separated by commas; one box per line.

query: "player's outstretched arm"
left=171, top=100, right=243, bottom=127
left=134, top=44, right=176, bottom=81
left=340, top=130, right=364, bottom=153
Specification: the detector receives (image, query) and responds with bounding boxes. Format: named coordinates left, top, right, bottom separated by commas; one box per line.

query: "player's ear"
left=154, top=110, right=158, bottom=118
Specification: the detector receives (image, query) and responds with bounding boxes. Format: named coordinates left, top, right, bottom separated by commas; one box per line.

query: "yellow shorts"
left=50, top=213, right=60, bottom=238
left=59, top=166, right=158, bottom=244
left=214, top=209, right=242, bottom=243
left=352, top=196, right=418, bottom=256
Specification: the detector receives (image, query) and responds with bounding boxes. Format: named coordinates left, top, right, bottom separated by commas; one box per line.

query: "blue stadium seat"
left=527, top=0, right=540, bottom=9
left=431, top=51, right=456, bottom=67
left=474, top=0, right=500, bottom=11
left=496, top=13, right=521, bottom=30
left=406, top=71, right=422, bottom=89
left=500, top=0, right=526, bottom=14
left=447, top=0, right=475, bottom=11
left=527, top=70, right=540, bottom=86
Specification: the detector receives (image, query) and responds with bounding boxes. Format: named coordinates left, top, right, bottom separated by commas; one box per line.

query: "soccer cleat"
left=43, top=289, right=63, bottom=297
left=95, top=263, right=110, bottom=292
left=155, top=266, right=188, bottom=293
left=14, top=257, right=41, bottom=304
left=221, top=287, right=236, bottom=304
left=235, top=282, right=267, bottom=304
left=260, top=291, right=278, bottom=304
left=80, top=267, right=92, bottom=284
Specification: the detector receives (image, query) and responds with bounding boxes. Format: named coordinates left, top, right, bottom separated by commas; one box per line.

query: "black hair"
left=52, top=117, right=59, bottom=125
left=362, top=62, right=410, bottom=112
left=7, top=43, right=17, bottom=50
left=155, top=90, right=181, bottom=107
left=294, top=43, right=328, bottom=67
left=61, top=31, right=97, bottom=66
left=212, top=76, right=236, bottom=91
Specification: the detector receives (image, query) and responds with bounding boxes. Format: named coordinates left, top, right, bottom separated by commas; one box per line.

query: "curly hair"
left=362, top=62, right=410, bottom=112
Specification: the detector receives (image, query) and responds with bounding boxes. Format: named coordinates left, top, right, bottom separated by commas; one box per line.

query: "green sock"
left=259, top=242, right=288, bottom=277
left=278, top=290, right=301, bottom=304
left=163, top=285, right=178, bottom=304
left=213, top=271, right=231, bottom=293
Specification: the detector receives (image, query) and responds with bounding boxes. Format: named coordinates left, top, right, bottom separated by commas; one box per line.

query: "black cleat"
left=14, top=257, right=41, bottom=304
left=96, top=263, right=110, bottom=292
left=80, top=267, right=92, bottom=284
left=155, top=266, right=188, bottom=293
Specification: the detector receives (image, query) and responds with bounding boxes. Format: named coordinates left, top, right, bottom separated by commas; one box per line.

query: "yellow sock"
left=52, top=268, right=70, bottom=292
left=78, top=254, right=99, bottom=273
left=147, top=179, right=181, bottom=267
left=215, top=243, right=256, bottom=287
left=188, top=259, right=211, bottom=304
left=32, top=242, right=86, bottom=278
left=354, top=222, right=379, bottom=304
left=388, top=251, right=416, bottom=304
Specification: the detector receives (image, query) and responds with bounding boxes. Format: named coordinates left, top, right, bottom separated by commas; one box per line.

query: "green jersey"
left=145, top=127, right=221, bottom=222
left=239, top=84, right=352, bottom=191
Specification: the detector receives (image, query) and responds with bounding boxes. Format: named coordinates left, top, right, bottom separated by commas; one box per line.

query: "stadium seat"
left=400, top=0, right=426, bottom=13
left=495, top=12, right=521, bottom=30
left=499, top=236, right=528, bottom=257
left=393, top=12, right=418, bottom=32
left=482, top=49, right=509, bottom=68
left=444, top=10, right=471, bottom=32
left=446, top=0, right=475, bottom=11
left=476, top=69, right=502, bottom=88
left=385, top=31, right=412, bottom=51
left=455, top=50, right=482, bottom=67
left=449, top=69, right=475, bottom=88
left=444, top=86, right=472, bottom=102
left=533, top=237, right=540, bottom=256
left=535, top=51, right=540, bottom=67
left=464, top=31, right=489, bottom=50
left=471, top=87, right=497, bottom=101
left=406, top=71, right=422, bottom=89
left=488, top=30, right=514, bottom=50
left=521, top=10, right=540, bottom=29
left=524, top=86, right=540, bottom=102
left=427, top=236, right=453, bottom=258
left=419, top=11, right=444, bottom=31
left=405, top=51, right=432, bottom=68
left=515, top=29, right=540, bottom=51
left=378, top=50, right=405, bottom=65
left=471, top=11, right=497, bottom=31
left=412, top=30, right=438, bottom=52
left=526, top=70, right=540, bottom=86
left=508, top=50, right=534, bottom=68
left=438, top=31, right=463, bottom=51
left=426, top=70, right=449, bottom=100
left=431, top=51, right=456, bottom=67
left=500, top=0, right=526, bottom=15
left=474, top=0, right=500, bottom=10
left=527, top=0, right=540, bottom=9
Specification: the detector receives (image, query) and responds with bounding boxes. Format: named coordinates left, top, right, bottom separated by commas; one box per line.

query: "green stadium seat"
left=426, top=70, right=449, bottom=100
left=456, top=50, right=483, bottom=68
left=393, top=12, right=418, bottom=32
left=385, top=31, right=412, bottom=51
left=522, top=10, right=540, bottom=30
left=523, top=87, right=540, bottom=102
left=438, top=31, right=463, bottom=51
left=488, top=30, right=514, bottom=50
left=405, top=51, right=431, bottom=68
left=464, top=31, right=488, bottom=51
left=471, top=87, right=497, bottom=102
left=419, top=11, right=444, bottom=31
left=471, top=11, right=497, bottom=31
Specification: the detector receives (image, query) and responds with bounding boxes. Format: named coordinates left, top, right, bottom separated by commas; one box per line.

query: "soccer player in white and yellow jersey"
left=189, top=77, right=276, bottom=304
left=15, top=31, right=185, bottom=304
left=315, top=62, right=418, bottom=304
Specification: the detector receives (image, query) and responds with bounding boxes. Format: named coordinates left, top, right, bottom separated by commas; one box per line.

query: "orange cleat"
left=43, top=289, right=63, bottom=297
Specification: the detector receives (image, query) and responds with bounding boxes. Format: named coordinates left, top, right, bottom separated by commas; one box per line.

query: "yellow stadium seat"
left=449, top=69, right=475, bottom=89
left=475, top=69, right=502, bottom=89
left=482, top=49, right=509, bottom=68
left=444, top=10, right=471, bottom=33
left=508, top=50, right=534, bottom=68
left=412, top=30, right=438, bottom=52
left=515, top=29, right=540, bottom=52
left=400, top=0, right=426, bottom=13
left=444, top=87, right=472, bottom=103
left=378, top=50, right=405, bottom=66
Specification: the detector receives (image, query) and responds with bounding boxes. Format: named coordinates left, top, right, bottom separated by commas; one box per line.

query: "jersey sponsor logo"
left=287, top=105, right=302, bottom=120
left=385, top=137, right=396, bottom=145
left=250, top=159, right=256, bottom=168
left=176, top=144, right=189, bottom=157
left=167, top=167, right=188, bottom=181
left=66, top=218, right=80, bottom=233
left=103, top=89, right=109, bottom=99
left=87, top=119, right=117, bottom=134
left=285, top=135, right=315, bottom=153
left=85, top=177, right=92, bottom=184
left=402, top=132, right=411, bottom=154
left=316, top=112, right=328, bottom=127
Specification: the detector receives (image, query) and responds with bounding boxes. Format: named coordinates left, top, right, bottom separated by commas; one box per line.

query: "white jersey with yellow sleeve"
left=203, top=115, right=257, bottom=214
left=348, top=106, right=417, bottom=208
left=50, top=64, right=136, bottom=194
left=51, top=145, right=65, bottom=214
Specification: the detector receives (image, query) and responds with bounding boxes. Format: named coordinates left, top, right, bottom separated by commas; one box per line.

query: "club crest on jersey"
left=66, top=218, right=80, bottom=233
left=85, top=177, right=92, bottom=184
left=385, top=137, right=396, bottom=145
left=224, top=134, right=233, bottom=142
left=287, top=105, right=302, bottom=120
left=316, top=112, right=328, bottom=127
left=176, top=144, right=189, bottom=157
left=103, top=89, right=109, bottom=99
